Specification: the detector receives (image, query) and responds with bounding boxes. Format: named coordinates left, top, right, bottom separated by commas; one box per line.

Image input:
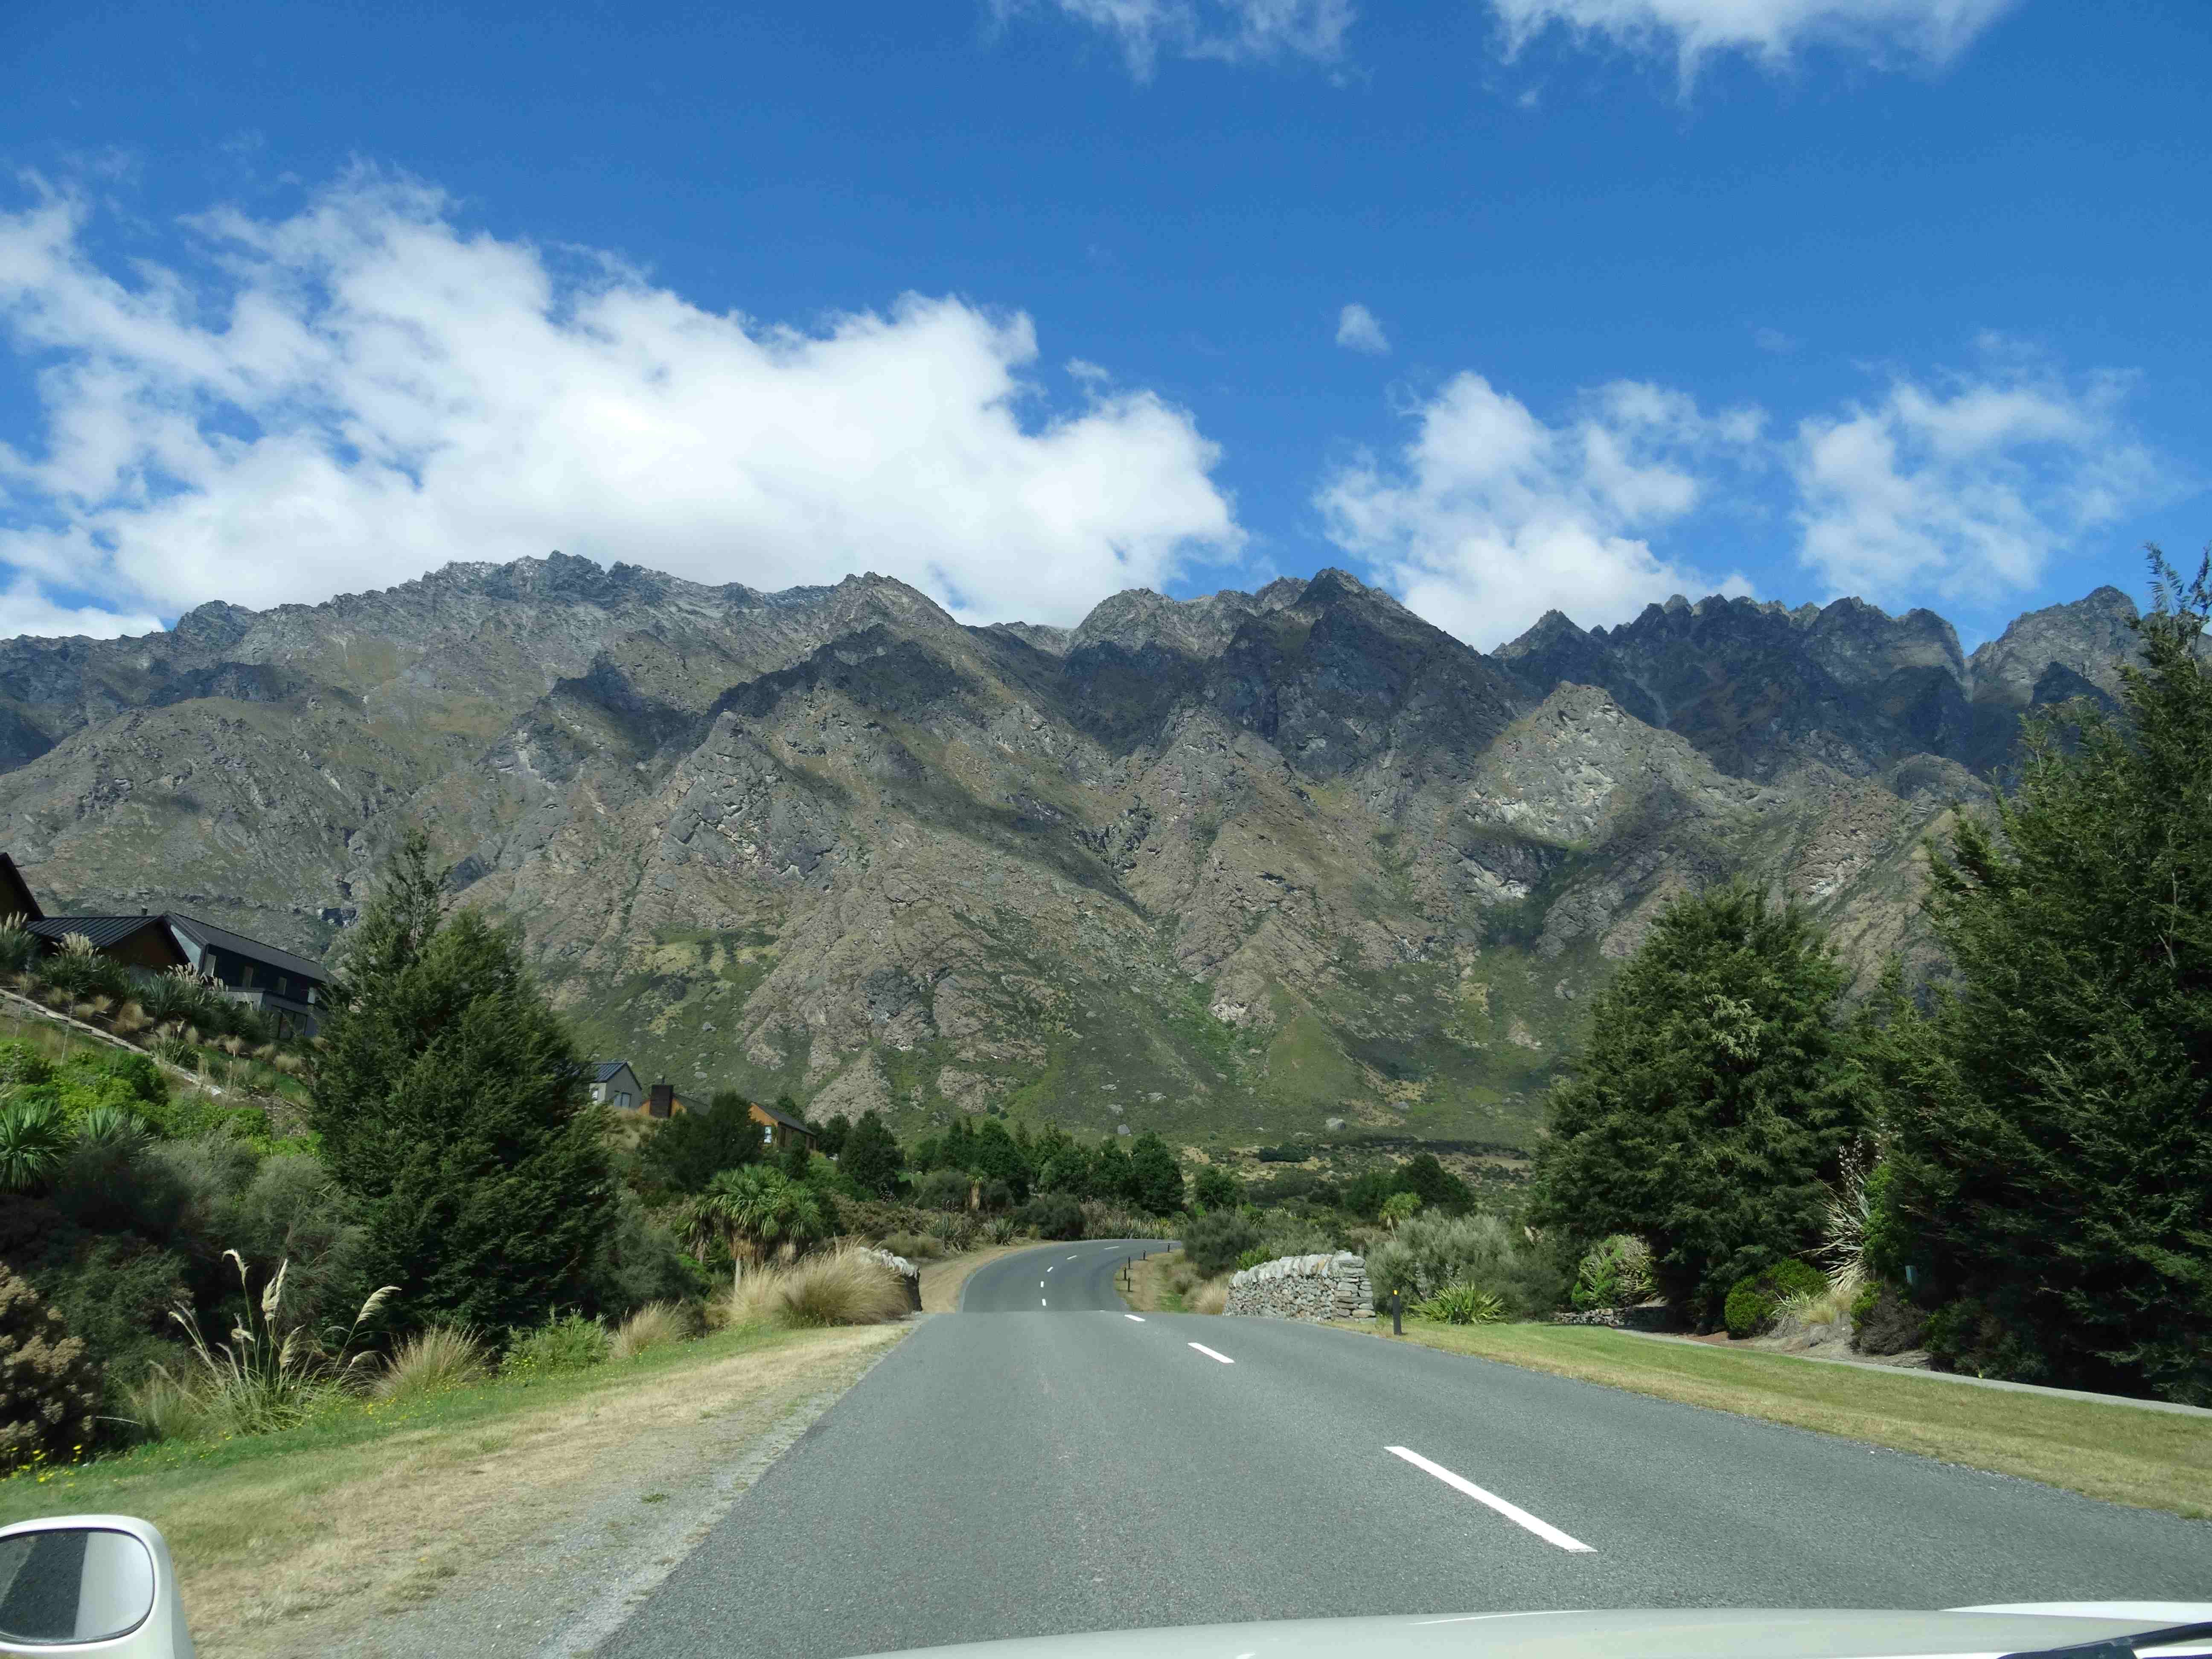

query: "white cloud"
left=1793, top=361, right=2167, bottom=602
left=1317, top=372, right=1758, bottom=648
left=1487, top=0, right=2018, bottom=81
left=0, top=175, right=1242, bottom=635
left=0, top=576, right=162, bottom=641
left=1335, top=303, right=1390, bottom=355
left=994, top=0, right=1354, bottom=78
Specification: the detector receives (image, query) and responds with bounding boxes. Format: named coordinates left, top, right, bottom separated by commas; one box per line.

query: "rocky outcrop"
left=1226, top=1252, right=1372, bottom=1321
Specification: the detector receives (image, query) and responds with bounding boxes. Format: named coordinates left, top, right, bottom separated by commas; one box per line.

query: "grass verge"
left=2, top=1321, right=907, bottom=1657
left=1348, top=1319, right=2212, bottom=1521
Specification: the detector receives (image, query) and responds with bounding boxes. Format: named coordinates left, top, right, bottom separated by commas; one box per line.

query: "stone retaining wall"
left=1225, top=1252, right=1372, bottom=1322
left=1550, top=1301, right=1674, bottom=1331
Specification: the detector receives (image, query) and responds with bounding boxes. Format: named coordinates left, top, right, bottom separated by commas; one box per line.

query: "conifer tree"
left=309, top=834, right=617, bottom=1332
left=1867, top=549, right=2212, bottom=1402
left=839, top=1109, right=905, bottom=1198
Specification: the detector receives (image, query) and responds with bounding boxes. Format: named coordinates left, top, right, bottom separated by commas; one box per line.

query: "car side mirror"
left=0, top=1516, right=194, bottom=1656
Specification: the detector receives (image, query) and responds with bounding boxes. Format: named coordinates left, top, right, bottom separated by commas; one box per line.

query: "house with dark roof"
left=2, top=850, right=332, bottom=1037
left=589, top=1060, right=643, bottom=1114
left=162, top=914, right=328, bottom=1039
left=26, top=914, right=191, bottom=976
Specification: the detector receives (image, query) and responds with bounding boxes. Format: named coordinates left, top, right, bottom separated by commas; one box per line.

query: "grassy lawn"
left=1, top=1321, right=907, bottom=1657
left=1346, top=1319, right=2212, bottom=1521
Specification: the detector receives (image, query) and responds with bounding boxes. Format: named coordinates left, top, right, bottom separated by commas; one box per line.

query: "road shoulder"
left=1330, top=1318, right=2212, bottom=1520
left=15, top=1323, right=910, bottom=1659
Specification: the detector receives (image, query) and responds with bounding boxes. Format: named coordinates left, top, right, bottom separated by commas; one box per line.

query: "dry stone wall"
left=1225, top=1252, right=1372, bottom=1321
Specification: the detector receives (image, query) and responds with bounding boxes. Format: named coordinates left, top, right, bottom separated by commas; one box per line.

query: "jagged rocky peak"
left=1967, top=585, right=2141, bottom=707
left=1803, top=596, right=1967, bottom=688
left=1069, top=584, right=1269, bottom=659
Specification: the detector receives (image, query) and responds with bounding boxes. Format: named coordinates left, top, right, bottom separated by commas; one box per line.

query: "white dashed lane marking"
left=1187, top=1342, right=1235, bottom=1365
left=1124, top=1314, right=1144, bottom=1322
left=1385, top=1446, right=1593, bottom=1553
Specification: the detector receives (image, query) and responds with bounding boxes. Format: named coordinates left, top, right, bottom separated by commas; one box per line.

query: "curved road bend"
left=959, top=1238, right=1173, bottom=1314
left=599, top=1241, right=2212, bottom=1659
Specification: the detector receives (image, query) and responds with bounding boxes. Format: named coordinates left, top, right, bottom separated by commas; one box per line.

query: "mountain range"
left=0, top=554, right=2148, bottom=1150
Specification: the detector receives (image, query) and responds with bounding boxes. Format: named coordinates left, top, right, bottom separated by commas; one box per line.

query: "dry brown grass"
left=610, top=1300, right=694, bottom=1360
left=9, top=1324, right=906, bottom=1659
left=1356, top=1319, right=2212, bottom=1520
left=1124, top=1250, right=1228, bottom=1314
left=716, top=1247, right=909, bottom=1330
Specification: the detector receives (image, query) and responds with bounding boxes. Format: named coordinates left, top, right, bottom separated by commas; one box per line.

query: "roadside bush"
left=1850, top=1280, right=1928, bottom=1356
left=611, top=1300, right=695, bottom=1361
left=1183, top=1209, right=1261, bottom=1276
left=1079, top=1202, right=1178, bottom=1241
left=879, top=1231, right=945, bottom=1261
left=0, top=1266, right=102, bottom=1472
left=926, top=1210, right=977, bottom=1252
left=914, top=1168, right=973, bottom=1211
left=1019, top=1193, right=1084, bottom=1241
left=0, top=1042, right=53, bottom=1087
left=23, top=1238, right=186, bottom=1409
left=1570, top=1235, right=1654, bottom=1311
left=983, top=1215, right=1019, bottom=1245
left=1367, top=1212, right=1565, bottom=1319
left=503, top=1312, right=611, bottom=1380
left=581, top=1187, right=704, bottom=1317
left=1255, top=1217, right=1339, bottom=1261
left=373, top=1326, right=488, bottom=1402
left=1193, top=1166, right=1242, bottom=1211
left=1924, top=1298, right=2049, bottom=1382
left=1416, top=1282, right=1506, bottom=1325
left=1723, top=1260, right=1826, bottom=1339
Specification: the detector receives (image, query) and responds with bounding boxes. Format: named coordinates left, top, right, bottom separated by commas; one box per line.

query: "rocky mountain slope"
left=0, top=555, right=2149, bottom=1149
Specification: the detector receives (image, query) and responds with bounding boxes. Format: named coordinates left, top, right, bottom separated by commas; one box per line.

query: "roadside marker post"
left=1389, top=1292, right=1404, bottom=1336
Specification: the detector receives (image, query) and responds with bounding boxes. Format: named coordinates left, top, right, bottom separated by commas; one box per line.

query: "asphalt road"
left=599, top=1242, right=2212, bottom=1659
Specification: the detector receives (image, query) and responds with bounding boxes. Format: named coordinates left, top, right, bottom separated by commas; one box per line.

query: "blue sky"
left=0, top=0, right=2206, bottom=651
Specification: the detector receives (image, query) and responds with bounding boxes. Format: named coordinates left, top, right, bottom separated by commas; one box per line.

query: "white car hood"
left=871, top=1606, right=2212, bottom=1659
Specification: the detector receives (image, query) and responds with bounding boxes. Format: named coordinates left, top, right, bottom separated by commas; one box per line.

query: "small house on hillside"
left=748, top=1097, right=814, bottom=1153
left=163, top=914, right=327, bottom=1039
left=590, top=1061, right=643, bottom=1113
left=2, top=854, right=332, bottom=1038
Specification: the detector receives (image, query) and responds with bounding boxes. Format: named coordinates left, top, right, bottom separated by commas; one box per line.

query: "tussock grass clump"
left=374, top=1326, right=488, bottom=1402
left=716, top=1248, right=909, bottom=1331
left=611, top=1301, right=695, bottom=1361
left=122, top=1366, right=208, bottom=1444
left=1778, top=1263, right=1863, bottom=1330
left=1187, top=1275, right=1231, bottom=1316
left=878, top=1231, right=944, bottom=1262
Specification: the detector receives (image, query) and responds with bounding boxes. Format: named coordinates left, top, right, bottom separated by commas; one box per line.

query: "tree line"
left=1528, top=549, right=2212, bottom=1405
